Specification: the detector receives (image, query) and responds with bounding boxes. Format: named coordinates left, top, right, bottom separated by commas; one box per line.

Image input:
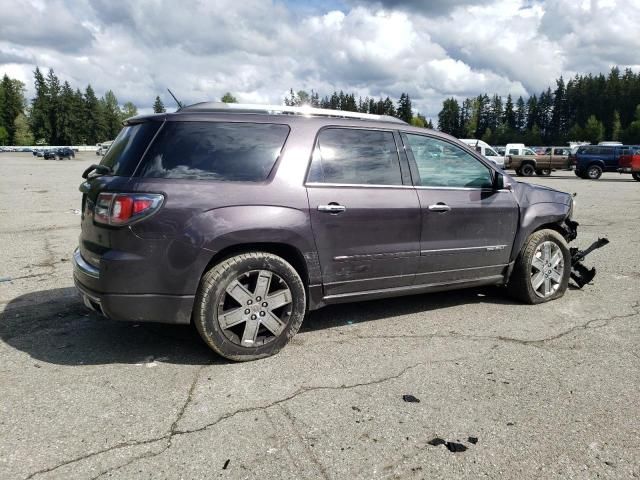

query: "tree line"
left=437, top=67, right=640, bottom=145
left=0, top=68, right=145, bottom=146
left=282, top=89, right=432, bottom=128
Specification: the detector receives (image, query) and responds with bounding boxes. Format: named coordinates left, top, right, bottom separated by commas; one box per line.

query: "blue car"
left=574, top=145, right=638, bottom=179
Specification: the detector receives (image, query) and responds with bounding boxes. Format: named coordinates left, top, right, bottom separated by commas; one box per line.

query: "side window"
left=307, top=128, right=402, bottom=185
left=402, top=133, right=493, bottom=188
left=508, top=149, right=519, bottom=155
left=139, top=122, right=289, bottom=181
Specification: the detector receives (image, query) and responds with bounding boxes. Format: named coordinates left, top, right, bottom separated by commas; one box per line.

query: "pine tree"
left=153, top=96, right=166, bottom=113
left=102, top=90, right=122, bottom=139
left=45, top=69, right=61, bottom=144
left=397, top=93, right=413, bottom=123
left=221, top=92, right=238, bottom=103
left=30, top=67, right=49, bottom=144
left=515, top=96, right=526, bottom=133
left=583, top=115, right=604, bottom=144
left=120, top=102, right=138, bottom=122
left=504, top=94, right=516, bottom=130
left=84, top=85, right=104, bottom=143
left=437, top=98, right=460, bottom=135
left=611, top=110, right=622, bottom=141
left=0, top=75, right=25, bottom=144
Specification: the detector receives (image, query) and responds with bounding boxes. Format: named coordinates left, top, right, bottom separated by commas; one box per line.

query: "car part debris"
left=402, top=394, right=420, bottom=403
left=570, top=237, right=610, bottom=288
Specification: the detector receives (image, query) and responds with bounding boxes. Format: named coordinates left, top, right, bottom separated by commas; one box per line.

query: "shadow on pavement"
left=0, top=285, right=518, bottom=366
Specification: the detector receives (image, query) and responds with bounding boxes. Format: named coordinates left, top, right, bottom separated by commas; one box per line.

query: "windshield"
left=100, top=122, right=161, bottom=176
left=485, top=148, right=498, bottom=156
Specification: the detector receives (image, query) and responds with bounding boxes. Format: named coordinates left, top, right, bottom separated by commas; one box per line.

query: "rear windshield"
left=100, top=122, right=161, bottom=176
left=138, top=122, right=290, bottom=181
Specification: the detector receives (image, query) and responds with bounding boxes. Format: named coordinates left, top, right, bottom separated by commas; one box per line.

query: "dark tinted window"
left=403, top=134, right=493, bottom=188
left=307, top=128, right=402, bottom=185
left=101, top=122, right=161, bottom=176
left=139, top=122, right=289, bottom=181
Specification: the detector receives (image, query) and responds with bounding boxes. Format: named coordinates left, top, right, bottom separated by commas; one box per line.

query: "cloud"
left=0, top=0, right=638, bottom=120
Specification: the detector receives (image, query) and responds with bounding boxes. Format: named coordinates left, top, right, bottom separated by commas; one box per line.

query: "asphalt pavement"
left=1, top=153, right=638, bottom=479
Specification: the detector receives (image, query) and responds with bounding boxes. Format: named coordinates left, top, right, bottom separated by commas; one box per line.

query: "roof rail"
left=179, top=102, right=407, bottom=124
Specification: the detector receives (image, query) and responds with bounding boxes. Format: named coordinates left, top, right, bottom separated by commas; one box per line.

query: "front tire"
left=507, top=229, right=571, bottom=304
left=632, top=172, right=640, bottom=182
left=194, top=252, right=306, bottom=361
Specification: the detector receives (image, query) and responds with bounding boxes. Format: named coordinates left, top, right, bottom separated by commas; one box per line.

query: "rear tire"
left=507, top=229, right=571, bottom=304
left=520, top=163, right=536, bottom=176
left=536, top=168, right=551, bottom=176
left=587, top=164, right=603, bottom=179
left=632, top=172, right=640, bottom=182
left=194, top=252, right=306, bottom=361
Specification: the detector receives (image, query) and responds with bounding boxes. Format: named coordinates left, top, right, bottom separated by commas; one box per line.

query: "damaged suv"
left=73, top=103, right=604, bottom=361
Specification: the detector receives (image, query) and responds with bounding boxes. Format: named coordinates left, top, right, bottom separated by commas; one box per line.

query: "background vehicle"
left=96, top=141, right=113, bottom=156
left=73, top=103, right=578, bottom=361
left=574, top=144, right=637, bottom=179
left=618, top=146, right=640, bottom=181
left=459, top=139, right=504, bottom=168
left=506, top=146, right=573, bottom=176
left=43, top=147, right=75, bottom=160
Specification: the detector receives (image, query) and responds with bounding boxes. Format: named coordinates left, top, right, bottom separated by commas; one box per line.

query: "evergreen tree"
left=45, top=69, right=61, bottom=144
left=84, top=85, right=104, bottom=143
left=504, top=94, right=516, bottom=130
left=102, top=90, right=122, bottom=139
left=221, top=92, right=238, bottom=103
left=153, top=96, right=166, bottom=113
left=437, top=98, right=460, bottom=136
left=30, top=67, right=49, bottom=144
left=0, top=75, right=24, bottom=144
left=397, top=93, right=413, bottom=123
left=14, top=113, right=34, bottom=145
left=515, top=96, right=526, bottom=132
left=583, top=115, right=604, bottom=144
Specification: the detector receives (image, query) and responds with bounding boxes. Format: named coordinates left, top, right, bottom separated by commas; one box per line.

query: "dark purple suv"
left=73, top=103, right=579, bottom=361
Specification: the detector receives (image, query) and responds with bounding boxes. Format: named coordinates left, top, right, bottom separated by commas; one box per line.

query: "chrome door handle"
left=318, top=203, right=346, bottom=214
left=428, top=203, right=451, bottom=212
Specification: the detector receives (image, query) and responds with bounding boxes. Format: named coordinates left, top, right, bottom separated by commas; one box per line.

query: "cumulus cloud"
left=0, top=0, right=638, bottom=119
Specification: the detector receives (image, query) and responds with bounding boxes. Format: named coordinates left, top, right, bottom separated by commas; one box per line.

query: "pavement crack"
left=24, top=366, right=207, bottom=480
left=173, top=361, right=426, bottom=438
left=349, top=302, right=640, bottom=348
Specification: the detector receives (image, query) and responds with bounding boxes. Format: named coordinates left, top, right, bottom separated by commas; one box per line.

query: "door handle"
left=428, top=203, right=451, bottom=212
left=318, top=203, right=346, bottom=214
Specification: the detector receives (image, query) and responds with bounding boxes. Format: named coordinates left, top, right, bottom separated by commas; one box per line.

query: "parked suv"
left=73, top=103, right=582, bottom=361
left=574, top=144, right=634, bottom=179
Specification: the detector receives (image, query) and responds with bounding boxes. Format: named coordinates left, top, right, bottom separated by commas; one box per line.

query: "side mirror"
left=494, top=173, right=513, bottom=191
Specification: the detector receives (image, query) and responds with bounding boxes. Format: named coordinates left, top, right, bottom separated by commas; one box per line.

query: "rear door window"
left=402, top=133, right=493, bottom=188
left=139, top=122, right=290, bottom=181
left=100, top=122, right=161, bottom=176
left=307, top=128, right=402, bottom=185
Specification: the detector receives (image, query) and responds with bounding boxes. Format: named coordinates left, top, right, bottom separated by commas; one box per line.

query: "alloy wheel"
left=530, top=241, right=564, bottom=298
left=217, top=270, right=293, bottom=347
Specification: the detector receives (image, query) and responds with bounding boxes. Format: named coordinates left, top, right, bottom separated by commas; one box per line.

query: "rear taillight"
left=94, top=193, right=164, bottom=226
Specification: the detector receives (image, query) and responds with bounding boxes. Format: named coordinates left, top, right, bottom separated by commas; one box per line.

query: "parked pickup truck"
left=506, top=146, right=572, bottom=177
left=618, top=146, right=640, bottom=181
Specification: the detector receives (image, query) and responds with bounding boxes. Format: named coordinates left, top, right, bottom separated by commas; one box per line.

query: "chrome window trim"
left=305, top=182, right=414, bottom=189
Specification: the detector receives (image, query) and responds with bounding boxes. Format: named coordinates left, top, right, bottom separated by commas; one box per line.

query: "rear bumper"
left=72, top=248, right=194, bottom=324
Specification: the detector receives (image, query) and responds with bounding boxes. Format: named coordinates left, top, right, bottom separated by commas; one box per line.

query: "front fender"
left=510, top=202, right=570, bottom=262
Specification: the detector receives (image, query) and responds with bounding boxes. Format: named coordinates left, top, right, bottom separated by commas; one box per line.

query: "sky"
left=0, top=0, right=639, bottom=118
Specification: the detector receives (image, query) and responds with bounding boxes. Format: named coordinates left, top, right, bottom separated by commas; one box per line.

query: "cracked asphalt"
left=1, top=153, right=639, bottom=479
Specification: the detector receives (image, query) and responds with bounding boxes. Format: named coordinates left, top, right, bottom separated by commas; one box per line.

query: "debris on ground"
left=427, top=438, right=446, bottom=446
left=402, top=394, right=420, bottom=403
left=445, top=442, right=467, bottom=453
left=222, top=459, right=230, bottom=470
left=570, top=237, right=610, bottom=288
left=0, top=277, right=12, bottom=283
left=468, top=436, right=478, bottom=444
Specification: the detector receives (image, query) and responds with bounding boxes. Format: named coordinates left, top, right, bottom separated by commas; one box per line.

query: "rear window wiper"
left=82, top=164, right=113, bottom=179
